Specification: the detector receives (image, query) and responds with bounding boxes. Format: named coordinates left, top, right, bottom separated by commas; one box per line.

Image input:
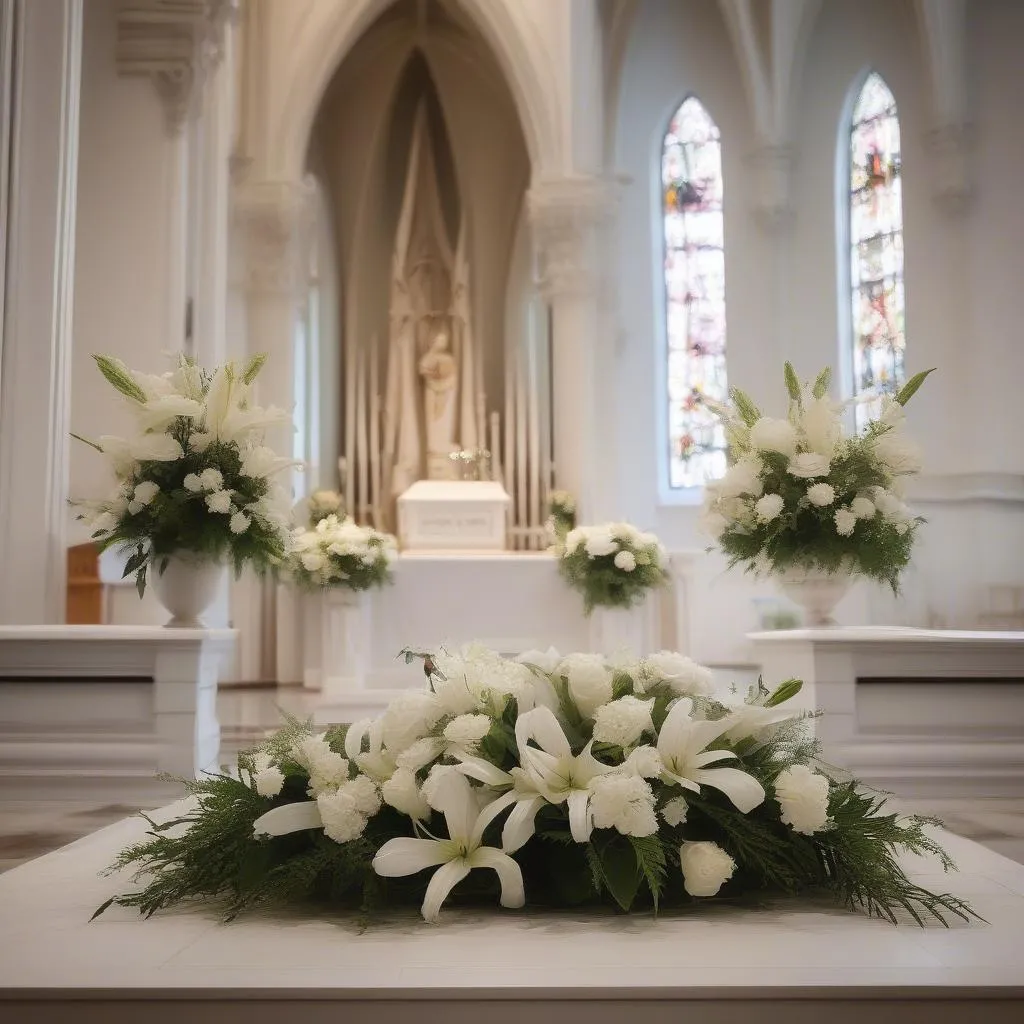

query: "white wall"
left=611, top=0, right=1024, bottom=653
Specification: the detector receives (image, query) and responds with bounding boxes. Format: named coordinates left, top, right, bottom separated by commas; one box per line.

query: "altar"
left=0, top=800, right=1021, bottom=1021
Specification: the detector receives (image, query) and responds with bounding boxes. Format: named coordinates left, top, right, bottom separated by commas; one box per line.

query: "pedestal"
left=397, top=480, right=510, bottom=552
left=588, top=599, right=659, bottom=657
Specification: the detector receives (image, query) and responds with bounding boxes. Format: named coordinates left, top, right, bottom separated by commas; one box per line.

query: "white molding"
left=906, top=472, right=1024, bottom=505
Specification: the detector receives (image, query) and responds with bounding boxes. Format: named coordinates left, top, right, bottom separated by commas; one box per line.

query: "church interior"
left=0, top=0, right=1023, bottom=1016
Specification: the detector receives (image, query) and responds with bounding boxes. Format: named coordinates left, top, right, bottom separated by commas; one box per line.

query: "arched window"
left=662, top=96, right=727, bottom=490
left=848, top=72, right=904, bottom=431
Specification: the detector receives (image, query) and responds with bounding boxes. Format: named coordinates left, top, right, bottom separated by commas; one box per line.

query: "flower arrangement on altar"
left=96, top=644, right=973, bottom=928
left=72, top=354, right=293, bottom=595
left=547, top=490, right=577, bottom=543
left=288, top=514, right=398, bottom=591
left=557, top=522, right=669, bottom=614
left=306, top=489, right=345, bottom=526
left=699, top=363, right=934, bottom=590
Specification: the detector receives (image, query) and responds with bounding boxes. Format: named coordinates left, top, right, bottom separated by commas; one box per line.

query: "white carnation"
left=806, top=482, right=835, bottom=507
left=380, top=690, right=442, bottom=753
left=558, top=653, right=614, bottom=717
left=623, top=744, right=664, bottom=779
left=834, top=507, right=857, bottom=537
left=206, top=489, right=232, bottom=514
left=132, top=481, right=160, bottom=506
left=443, top=713, right=493, bottom=749
left=588, top=773, right=658, bottom=837
left=395, top=737, right=445, bottom=772
left=613, top=550, right=637, bottom=572
left=754, top=493, right=784, bottom=523
left=229, top=511, right=250, bottom=535
left=420, top=764, right=462, bottom=811
left=316, top=789, right=369, bottom=845
left=291, top=733, right=333, bottom=769
left=592, top=696, right=654, bottom=748
left=750, top=417, right=798, bottom=458
left=583, top=527, right=617, bottom=559
left=679, top=841, right=736, bottom=897
left=787, top=452, right=831, bottom=479
left=343, top=774, right=382, bottom=817
left=254, top=766, right=284, bottom=798
left=660, top=796, right=689, bottom=827
left=183, top=473, right=203, bottom=492
left=199, top=467, right=224, bottom=491
left=774, top=764, right=831, bottom=835
left=850, top=496, right=876, bottom=519
left=639, top=651, right=713, bottom=697
left=306, top=750, right=351, bottom=796
left=381, top=766, right=431, bottom=820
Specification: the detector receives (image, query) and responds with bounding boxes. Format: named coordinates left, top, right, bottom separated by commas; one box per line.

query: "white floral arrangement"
left=72, top=354, right=293, bottom=594
left=558, top=522, right=669, bottom=614
left=288, top=513, right=397, bottom=591
left=700, top=363, right=933, bottom=589
left=546, top=489, right=577, bottom=543
left=98, top=644, right=972, bottom=927
left=306, top=489, right=345, bottom=526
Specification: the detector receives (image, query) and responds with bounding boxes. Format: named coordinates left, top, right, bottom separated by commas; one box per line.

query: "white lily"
left=372, top=771, right=525, bottom=923
left=514, top=706, right=612, bottom=843
left=656, top=698, right=766, bottom=813
left=451, top=753, right=547, bottom=853
left=344, top=717, right=398, bottom=784
left=134, top=394, right=203, bottom=433
left=718, top=696, right=804, bottom=746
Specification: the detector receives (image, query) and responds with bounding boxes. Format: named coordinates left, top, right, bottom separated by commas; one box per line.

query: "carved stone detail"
left=117, top=0, right=237, bottom=135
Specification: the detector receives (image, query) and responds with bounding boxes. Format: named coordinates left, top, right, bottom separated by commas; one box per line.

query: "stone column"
left=528, top=177, right=615, bottom=522
left=0, top=0, right=83, bottom=624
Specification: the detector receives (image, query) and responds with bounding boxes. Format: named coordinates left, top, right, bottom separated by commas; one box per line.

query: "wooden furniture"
left=66, top=542, right=103, bottom=624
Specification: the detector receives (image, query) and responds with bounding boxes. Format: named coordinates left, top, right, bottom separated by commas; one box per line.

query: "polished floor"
left=2, top=684, right=1023, bottom=874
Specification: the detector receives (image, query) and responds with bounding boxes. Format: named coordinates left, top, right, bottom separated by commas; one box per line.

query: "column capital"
left=232, top=179, right=316, bottom=300
left=116, top=0, right=237, bottom=135
left=527, top=176, right=617, bottom=299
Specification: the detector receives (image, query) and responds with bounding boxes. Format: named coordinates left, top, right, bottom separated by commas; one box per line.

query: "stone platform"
left=0, top=801, right=1021, bottom=1022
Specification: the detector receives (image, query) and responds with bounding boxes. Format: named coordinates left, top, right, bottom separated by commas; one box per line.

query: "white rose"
left=800, top=397, right=842, bottom=457
left=774, top=764, right=831, bottom=835
left=639, top=651, right=713, bottom=697
left=199, top=467, right=224, bottom=491
left=873, top=431, right=923, bottom=475
left=679, top=841, right=736, bottom=897
left=660, top=796, right=689, bottom=827
left=583, top=528, right=617, bottom=559
left=132, top=480, right=160, bottom=506
left=183, top=473, right=203, bottom=492
left=592, top=696, right=654, bottom=748
left=515, top=647, right=562, bottom=674
left=613, top=550, right=637, bottom=572
left=750, top=417, right=798, bottom=458
left=806, top=482, right=835, bottom=507
left=558, top=652, right=613, bottom=717
left=850, top=496, right=876, bottom=519
left=712, top=456, right=764, bottom=499
left=588, top=773, right=658, bottom=837
left=787, top=452, right=831, bottom=479
left=381, top=766, right=431, bottom=820
left=206, top=489, right=232, bottom=514
left=754, top=493, right=784, bottom=524
left=564, top=528, right=584, bottom=554
left=834, top=507, right=856, bottom=537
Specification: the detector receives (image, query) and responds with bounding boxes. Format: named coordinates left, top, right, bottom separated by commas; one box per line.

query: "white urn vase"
left=151, top=553, right=225, bottom=628
left=776, top=567, right=851, bottom=628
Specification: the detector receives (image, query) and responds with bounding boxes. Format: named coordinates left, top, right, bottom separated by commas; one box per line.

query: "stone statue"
left=419, top=330, right=458, bottom=478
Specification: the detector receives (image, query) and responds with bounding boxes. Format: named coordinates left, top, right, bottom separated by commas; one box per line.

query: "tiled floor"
left=2, top=684, right=1023, bottom=874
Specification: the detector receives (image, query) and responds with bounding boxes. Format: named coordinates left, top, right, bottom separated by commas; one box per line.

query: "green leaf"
left=90, top=896, right=116, bottom=921
left=69, top=431, right=104, bottom=452
left=93, top=354, right=147, bottom=403
left=765, top=677, right=803, bottom=707
left=729, top=387, right=761, bottom=428
left=591, top=833, right=642, bottom=912
left=811, top=366, right=832, bottom=399
left=894, top=368, right=935, bottom=406
left=136, top=564, right=148, bottom=599
left=784, top=362, right=802, bottom=404
left=629, top=834, right=667, bottom=911
left=240, top=353, right=268, bottom=385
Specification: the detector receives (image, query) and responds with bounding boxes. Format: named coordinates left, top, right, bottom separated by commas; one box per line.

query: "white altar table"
left=0, top=802, right=1022, bottom=1022
left=748, top=627, right=1024, bottom=796
left=0, top=626, right=236, bottom=780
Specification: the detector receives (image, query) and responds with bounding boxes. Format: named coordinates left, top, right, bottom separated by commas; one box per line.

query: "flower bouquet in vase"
left=700, top=363, right=933, bottom=626
left=72, top=354, right=294, bottom=626
left=288, top=514, right=397, bottom=593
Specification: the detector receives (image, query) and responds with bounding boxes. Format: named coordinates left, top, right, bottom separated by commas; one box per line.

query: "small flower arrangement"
left=306, top=489, right=344, bottom=526
left=546, top=490, right=577, bottom=542
left=558, top=522, right=669, bottom=614
left=288, top=514, right=397, bottom=591
left=700, top=363, right=933, bottom=590
left=72, top=354, right=293, bottom=595
left=97, top=643, right=974, bottom=928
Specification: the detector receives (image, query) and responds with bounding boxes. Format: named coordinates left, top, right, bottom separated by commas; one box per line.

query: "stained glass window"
left=662, top=96, right=727, bottom=489
left=849, top=72, right=905, bottom=432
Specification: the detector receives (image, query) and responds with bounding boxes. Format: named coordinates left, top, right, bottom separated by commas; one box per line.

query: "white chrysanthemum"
left=583, top=527, right=617, bottom=559
left=381, top=766, right=431, bottom=820
left=443, top=713, right=493, bottom=749
left=588, top=773, right=658, bottom=837
left=229, top=511, right=250, bottom=535
left=199, top=467, right=224, bottom=491
left=851, top=496, right=876, bottom=519
left=306, top=751, right=351, bottom=796
left=638, top=651, right=714, bottom=697
left=316, top=789, right=368, bottom=845
left=183, top=473, right=203, bottom=492
left=133, top=481, right=160, bottom=506
left=679, top=841, right=736, bottom=897
left=614, top=550, right=637, bottom=572
left=558, top=652, right=614, bottom=717
left=380, top=690, right=442, bottom=754
left=750, top=417, right=798, bottom=458
left=624, top=744, right=664, bottom=779
left=775, top=763, right=831, bottom=835
left=806, top=482, right=835, bottom=507
left=834, top=507, right=856, bottom=537
left=206, top=489, right=232, bottom=514
left=592, top=696, right=654, bottom=748
left=754, top=493, right=784, bottom=523
left=787, top=452, right=831, bottom=479
left=660, top=796, right=689, bottom=827
left=712, top=456, right=764, bottom=500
